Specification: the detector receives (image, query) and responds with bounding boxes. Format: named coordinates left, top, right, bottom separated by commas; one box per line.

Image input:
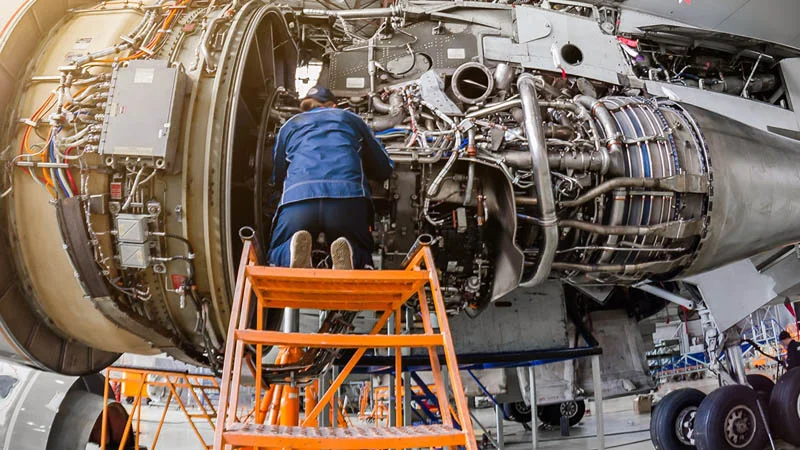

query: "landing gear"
left=502, top=400, right=586, bottom=427
left=503, top=401, right=532, bottom=424
left=538, top=400, right=586, bottom=427
left=649, top=388, right=705, bottom=449
left=769, top=368, right=800, bottom=445
left=694, top=385, right=768, bottom=450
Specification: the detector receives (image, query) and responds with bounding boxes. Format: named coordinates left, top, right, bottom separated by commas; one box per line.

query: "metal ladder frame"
left=213, top=236, right=477, bottom=449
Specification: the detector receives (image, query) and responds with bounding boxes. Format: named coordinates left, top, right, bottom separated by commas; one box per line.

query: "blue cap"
left=304, top=85, right=335, bottom=103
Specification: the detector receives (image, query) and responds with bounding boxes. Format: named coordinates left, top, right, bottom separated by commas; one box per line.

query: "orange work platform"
left=100, top=367, right=220, bottom=450
left=213, top=237, right=478, bottom=450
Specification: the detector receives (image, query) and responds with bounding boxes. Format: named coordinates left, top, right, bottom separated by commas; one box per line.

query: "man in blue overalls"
left=268, top=86, right=394, bottom=270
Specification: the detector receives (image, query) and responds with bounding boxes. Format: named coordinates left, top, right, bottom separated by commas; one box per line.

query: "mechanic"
left=780, top=330, right=800, bottom=370
left=268, top=86, right=394, bottom=270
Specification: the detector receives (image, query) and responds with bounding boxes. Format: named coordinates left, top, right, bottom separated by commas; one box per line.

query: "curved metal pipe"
left=573, top=96, right=624, bottom=167
left=559, top=177, right=662, bottom=208
left=517, top=73, right=558, bottom=288
left=372, top=95, right=391, bottom=113
left=574, top=95, right=626, bottom=262
left=369, top=93, right=405, bottom=131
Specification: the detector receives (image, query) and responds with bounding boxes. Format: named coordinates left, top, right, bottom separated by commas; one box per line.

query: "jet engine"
left=3, top=0, right=800, bottom=374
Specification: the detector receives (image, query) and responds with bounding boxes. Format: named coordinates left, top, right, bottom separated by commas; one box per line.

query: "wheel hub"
left=674, top=406, right=698, bottom=446
left=515, top=402, right=531, bottom=415
left=560, top=401, right=578, bottom=418
left=724, top=406, right=756, bottom=448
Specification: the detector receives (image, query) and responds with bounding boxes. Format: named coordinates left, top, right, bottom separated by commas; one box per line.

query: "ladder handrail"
left=212, top=239, right=257, bottom=450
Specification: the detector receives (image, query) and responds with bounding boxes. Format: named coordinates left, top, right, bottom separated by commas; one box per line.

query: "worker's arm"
left=350, top=112, right=395, bottom=181
left=271, top=121, right=292, bottom=187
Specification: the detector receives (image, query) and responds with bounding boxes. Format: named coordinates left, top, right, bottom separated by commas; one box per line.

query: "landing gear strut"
left=650, top=327, right=775, bottom=450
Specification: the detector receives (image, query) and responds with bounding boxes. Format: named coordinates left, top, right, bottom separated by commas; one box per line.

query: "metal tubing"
left=500, top=150, right=608, bottom=172
left=561, top=177, right=656, bottom=208
left=558, top=218, right=701, bottom=238
left=494, top=63, right=516, bottom=92
left=539, top=100, right=607, bottom=173
left=464, top=161, right=476, bottom=206
left=515, top=196, right=539, bottom=206
left=592, top=355, right=605, bottom=450
left=199, top=14, right=224, bottom=72
left=301, top=6, right=397, bottom=18
left=726, top=344, right=748, bottom=385
left=372, top=95, right=391, bottom=113
left=517, top=73, right=558, bottom=288
left=551, top=255, right=690, bottom=274
left=427, top=144, right=461, bottom=197
left=574, top=96, right=625, bottom=261
left=634, top=283, right=696, bottom=309
left=401, top=234, right=434, bottom=268
left=496, top=403, right=505, bottom=449
left=465, top=98, right=521, bottom=119
left=370, top=92, right=405, bottom=131
left=573, top=95, right=623, bottom=170
left=528, top=365, right=538, bottom=450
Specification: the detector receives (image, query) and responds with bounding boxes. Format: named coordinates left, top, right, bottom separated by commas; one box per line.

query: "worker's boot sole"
left=289, top=231, right=313, bottom=269
left=331, top=238, right=354, bottom=270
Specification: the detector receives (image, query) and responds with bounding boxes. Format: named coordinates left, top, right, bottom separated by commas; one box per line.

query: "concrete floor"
left=473, top=396, right=653, bottom=450
left=92, top=395, right=654, bottom=450
left=94, top=379, right=800, bottom=450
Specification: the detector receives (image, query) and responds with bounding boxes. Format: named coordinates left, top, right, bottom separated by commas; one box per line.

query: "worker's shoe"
left=331, top=238, right=354, bottom=270
left=289, top=230, right=313, bottom=269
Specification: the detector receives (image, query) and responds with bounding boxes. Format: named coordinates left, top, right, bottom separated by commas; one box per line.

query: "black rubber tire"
left=694, top=385, right=768, bottom=450
left=538, top=400, right=586, bottom=427
left=503, top=401, right=532, bottom=423
left=650, top=388, right=706, bottom=450
left=769, top=368, right=800, bottom=444
left=746, top=373, right=774, bottom=405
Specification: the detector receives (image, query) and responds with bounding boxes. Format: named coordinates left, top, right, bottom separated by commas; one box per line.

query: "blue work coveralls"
left=268, top=107, right=394, bottom=268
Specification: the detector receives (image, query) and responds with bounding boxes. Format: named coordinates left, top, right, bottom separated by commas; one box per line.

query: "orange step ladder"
left=212, top=236, right=477, bottom=449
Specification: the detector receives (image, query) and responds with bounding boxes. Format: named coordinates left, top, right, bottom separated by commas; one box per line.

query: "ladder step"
left=246, top=267, right=430, bottom=311
left=222, top=424, right=467, bottom=449
left=234, top=330, right=444, bottom=348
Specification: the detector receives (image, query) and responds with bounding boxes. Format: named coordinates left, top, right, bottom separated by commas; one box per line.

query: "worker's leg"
left=268, top=199, right=322, bottom=267
left=320, top=197, right=374, bottom=269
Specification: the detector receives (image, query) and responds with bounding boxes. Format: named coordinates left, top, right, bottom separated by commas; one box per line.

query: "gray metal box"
left=99, top=60, right=186, bottom=171
left=116, top=214, right=149, bottom=243
left=119, top=243, right=151, bottom=269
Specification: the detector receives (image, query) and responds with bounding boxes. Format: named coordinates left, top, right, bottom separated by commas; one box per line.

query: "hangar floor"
left=87, top=396, right=654, bottom=450
left=94, top=379, right=800, bottom=450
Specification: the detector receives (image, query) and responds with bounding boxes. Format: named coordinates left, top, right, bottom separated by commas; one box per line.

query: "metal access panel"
left=449, top=281, right=568, bottom=354
left=99, top=60, right=186, bottom=171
